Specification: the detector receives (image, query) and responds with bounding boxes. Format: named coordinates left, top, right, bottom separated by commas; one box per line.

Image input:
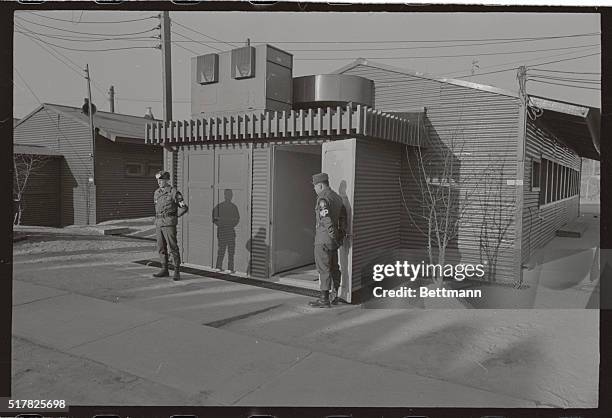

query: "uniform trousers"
left=314, top=244, right=341, bottom=292
left=156, top=225, right=180, bottom=267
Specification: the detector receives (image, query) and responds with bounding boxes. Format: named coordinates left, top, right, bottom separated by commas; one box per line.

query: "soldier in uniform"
left=153, top=170, right=188, bottom=281
left=309, top=172, right=347, bottom=308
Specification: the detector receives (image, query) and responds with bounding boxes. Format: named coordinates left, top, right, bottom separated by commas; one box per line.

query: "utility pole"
left=160, top=11, right=175, bottom=186
left=85, top=64, right=96, bottom=225
left=108, top=85, right=115, bottom=113
left=514, top=65, right=528, bottom=288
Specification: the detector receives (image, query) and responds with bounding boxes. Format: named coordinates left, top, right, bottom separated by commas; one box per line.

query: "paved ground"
left=10, top=216, right=600, bottom=408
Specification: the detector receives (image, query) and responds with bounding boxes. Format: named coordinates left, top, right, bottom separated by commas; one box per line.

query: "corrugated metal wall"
left=250, top=144, right=272, bottom=278
left=522, top=120, right=581, bottom=263
left=351, top=139, right=402, bottom=292
left=342, top=64, right=522, bottom=283
left=14, top=107, right=95, bottom=226
left=95, top=137, right=162, bottom=222
left=15, top=157, right=61, bottom=226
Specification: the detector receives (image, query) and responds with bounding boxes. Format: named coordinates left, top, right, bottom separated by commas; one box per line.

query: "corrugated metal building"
left=146, top=44, right=600, bottom=302
left=14, top=103, right=163, bottom=226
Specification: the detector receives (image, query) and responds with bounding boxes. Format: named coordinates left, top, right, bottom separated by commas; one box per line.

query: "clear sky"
left=13, top=10, right=601, bottom=120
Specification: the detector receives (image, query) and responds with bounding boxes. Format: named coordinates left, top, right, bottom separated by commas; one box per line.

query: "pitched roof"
left=334, top=58, right=519, bottom=99
left=15, top=103, right=159, bottom=143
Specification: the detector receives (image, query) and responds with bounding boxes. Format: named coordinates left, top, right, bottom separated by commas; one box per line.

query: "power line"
left=452, top=51, right=601, bottom=79
left=527, top=74, right=600, bottom=84
left=293, top=43, right=599, bottom=61
left=16, top=15, right=159, bottom=37
left=116, top=96, right=191, bottom=103
left=171, top=19, right=240, bottom=49
left=171, top=29, right=222, bottom=52
left=13, top=66, right=94, bottom=171
left=273, top=37, right=602, bottom=52
left=529, top=68, right=601, bottom=75
left=528, top=78, right=600, bottom=91
left=155, top=31, right=600, bottom=44
left=527, top=52, right=600, bottom=68
left=172, top=39, right=204, bottom=56
left=25, top=11, right=158, bottom=24
left=17, top=32, right=158, bottom=52
left=16, top=31, right=110, bottom=100
left=15, top=25, right=158, bottom=42
left=441, top=46, right=601, bottom=77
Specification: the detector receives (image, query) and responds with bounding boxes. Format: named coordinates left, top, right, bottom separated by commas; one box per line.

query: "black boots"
left=153, top=266, right=169, bottom=278
left=153, top=264, right=179, bottom=281
left=309, top=290, right=331, bottom=308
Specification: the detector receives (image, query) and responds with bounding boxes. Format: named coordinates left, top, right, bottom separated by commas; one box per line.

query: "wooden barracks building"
left=145, top=44, right=600, bottom=302
left=14, top=104, right=163, bottom=227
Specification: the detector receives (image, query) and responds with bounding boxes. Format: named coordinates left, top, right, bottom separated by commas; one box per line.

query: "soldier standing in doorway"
left=153, top=170, right=188, bottom=281
left=309, top=172, right=347, bottom=308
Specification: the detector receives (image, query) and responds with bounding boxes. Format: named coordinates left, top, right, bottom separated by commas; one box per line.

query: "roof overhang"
left=529, top=95, right=600, bottom=161
left=145, top=105, right=426, bottom=147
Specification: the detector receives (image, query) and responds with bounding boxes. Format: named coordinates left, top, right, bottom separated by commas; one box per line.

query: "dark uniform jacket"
left=154, top=185, right=187, bottom=227
left=315, top=187, right=346, bottom=249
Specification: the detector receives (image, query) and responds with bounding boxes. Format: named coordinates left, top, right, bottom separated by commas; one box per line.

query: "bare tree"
left=400, top=131, right=487, bottom=286
left=13, top=153, right=50, bottom=225
left=477, top=159, right=518, bottom=286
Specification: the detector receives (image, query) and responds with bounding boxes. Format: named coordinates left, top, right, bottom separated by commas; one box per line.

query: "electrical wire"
left=171, top=29, right=222, bottom=52
left=171, top=19, right=240, bottom=49
left=292, top=43, right=599, bottom=61
left=267, top=37, right=602, bottom=52
left=527, top=74, right=600, bottom=84
left=116, top=96, right=191, bottom=103
left=528, top=78, right=600, bottom=91
left=14, top=66, right=94, bottom=171
left=25, top=11, right=158, bottom=24
left=16, top=15, right=159, bottom=37
left=529, top=68, right=601, bottom=75
left=17, top=31, right=158, bottom=52
left=16, top=31, right=111, bottom=100
left=527, top=52, right=600, bottom=68
left=158, top=31, right=600, bottom=44
left=15, top=25, right=158, bottom=42
left=172, top=39, right=204, bottom=56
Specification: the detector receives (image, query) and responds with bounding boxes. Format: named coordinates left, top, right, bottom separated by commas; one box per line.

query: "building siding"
left=95, top=136, right=162, bottom=222
left=14, top=107, right=94, bottom=226
left=342, top=64, right=521, bottom=283
left=522, top=120, right=581, bottom=264
left=250, top=144, right=272, bottom=278
left=351, top=139, right=402, bottom=292
left=14, top=156, right=61, bottom=226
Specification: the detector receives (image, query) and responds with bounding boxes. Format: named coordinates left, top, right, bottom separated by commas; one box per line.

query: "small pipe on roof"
left=108, top=85, right=115, bottom=113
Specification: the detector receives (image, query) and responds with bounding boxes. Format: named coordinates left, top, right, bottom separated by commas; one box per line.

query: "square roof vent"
left=196, top=53, right=219, bottom=85
left=231, top=46, right=256, bottom=79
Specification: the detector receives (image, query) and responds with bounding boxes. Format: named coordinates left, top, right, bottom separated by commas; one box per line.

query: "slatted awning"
left=529, top=96, right=600, bottom=161
left=145, top=105, right=425, bottom=147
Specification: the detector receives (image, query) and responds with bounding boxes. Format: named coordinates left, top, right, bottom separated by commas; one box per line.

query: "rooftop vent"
left=293, top=74, right=373, bottom=109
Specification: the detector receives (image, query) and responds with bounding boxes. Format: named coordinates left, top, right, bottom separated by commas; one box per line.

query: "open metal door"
left=183, top=150, right=215, bottom=267
left=322, top=139, right=356, bottom=303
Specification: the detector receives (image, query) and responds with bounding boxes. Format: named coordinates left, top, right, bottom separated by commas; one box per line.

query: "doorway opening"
left=271, top=144, right=322, bottom=286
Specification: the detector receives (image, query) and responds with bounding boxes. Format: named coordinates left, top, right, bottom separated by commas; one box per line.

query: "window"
left=125, top=162, right=144, bottom=177
left=531, top=159, right=541, bottom=192
left=147, top=164, right=163, bottom=177
left=539, top=160, right=548, bottom=205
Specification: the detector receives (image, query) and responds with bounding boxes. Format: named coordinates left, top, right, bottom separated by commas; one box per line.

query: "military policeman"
left=309, top=172, right=347, bottom=308
left=153, top=170, right=188, bottom=281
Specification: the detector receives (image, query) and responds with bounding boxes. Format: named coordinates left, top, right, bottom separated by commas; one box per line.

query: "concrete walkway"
left=12, top=280, right=535, bottom=407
